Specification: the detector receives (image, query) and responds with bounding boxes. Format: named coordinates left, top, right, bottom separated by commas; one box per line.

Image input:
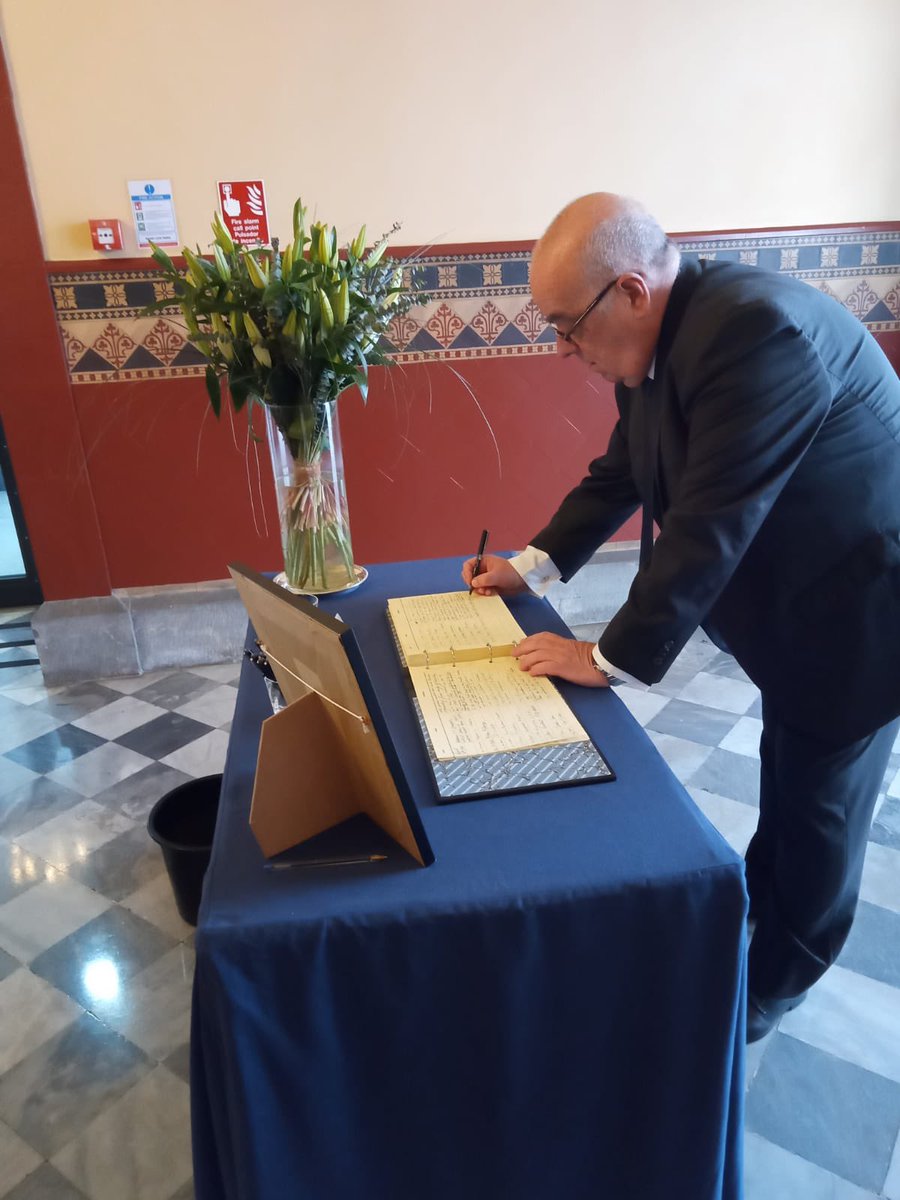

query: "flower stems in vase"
left=266, top=402, right=355, bottom=593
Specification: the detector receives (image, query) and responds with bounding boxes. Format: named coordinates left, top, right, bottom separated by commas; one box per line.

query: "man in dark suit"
left=464, top=193, right=900, bottom=1042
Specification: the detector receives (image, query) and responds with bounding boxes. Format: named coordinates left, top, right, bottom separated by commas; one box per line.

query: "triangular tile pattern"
left=51, top=229, right=900, bottom=381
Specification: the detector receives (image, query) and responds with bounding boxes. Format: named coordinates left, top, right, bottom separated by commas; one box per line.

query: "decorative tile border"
left=50, top=228, right=900, bottom=383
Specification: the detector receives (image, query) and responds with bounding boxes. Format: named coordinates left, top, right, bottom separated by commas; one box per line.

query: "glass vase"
left=264, top=401, right=358, bottom=594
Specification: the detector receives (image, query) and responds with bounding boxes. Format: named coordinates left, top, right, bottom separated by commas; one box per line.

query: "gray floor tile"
left=115, top=712, right=215, bottom=760
left=746, top=1032, right=900, bottom=1192
left=3, top=726, right=108, bottom=775
left=0, top=777, right=83, bottom=841
left=30, top=908, right=177, bottom=1012
left=66, top=825, right=165, bottom=903
left=4, top=1163, right=88, bottom=1199
left=0, top=1013, right=149, bottom=1158
left=871, top=796, right=900, bottom=851
left=163, top=1040, right=191, bottom=1085
left=129, top=672, right=218, bottom=711
left=646, top=697, right=742, bottom=747
left=838, top=901, right=900, bottom=989
left=687, top=747, right=761, bottom=806
left=0, top=946, right=19, bottom=983
left=31, top=684, right=124, bottom=724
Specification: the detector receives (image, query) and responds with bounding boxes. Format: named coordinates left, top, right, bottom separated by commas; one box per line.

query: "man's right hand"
left=462, top=554, right=529, bottom=597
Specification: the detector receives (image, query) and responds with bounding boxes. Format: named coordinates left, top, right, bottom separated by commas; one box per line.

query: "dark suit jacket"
left=532, top=258, right=900, bottom=742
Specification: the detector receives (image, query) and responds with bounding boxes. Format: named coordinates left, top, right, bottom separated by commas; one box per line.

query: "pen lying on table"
left=265, top=854, right=388, bottom=870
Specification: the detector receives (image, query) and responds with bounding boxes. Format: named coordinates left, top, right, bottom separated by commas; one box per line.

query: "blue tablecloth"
left=191, top=557, right=747, bottom=1200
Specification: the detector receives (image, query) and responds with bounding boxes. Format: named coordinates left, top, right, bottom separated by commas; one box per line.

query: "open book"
left=387, top=591, right=590, bottom=761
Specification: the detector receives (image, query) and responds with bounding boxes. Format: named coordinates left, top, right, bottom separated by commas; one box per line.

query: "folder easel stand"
left=229, top=563, right=434, bottom=868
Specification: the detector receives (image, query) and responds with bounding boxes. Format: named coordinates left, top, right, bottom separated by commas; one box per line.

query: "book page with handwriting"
left=388, top=592, right=525, bottom=666
left=409, top=656, right=589, bottom=760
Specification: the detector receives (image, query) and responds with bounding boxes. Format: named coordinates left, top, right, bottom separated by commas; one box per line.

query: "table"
left=191, top=557, right=747, bottom=1200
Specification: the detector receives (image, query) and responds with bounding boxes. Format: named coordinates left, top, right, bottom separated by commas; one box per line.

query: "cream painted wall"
left=3, top=0, right=899, bottom=259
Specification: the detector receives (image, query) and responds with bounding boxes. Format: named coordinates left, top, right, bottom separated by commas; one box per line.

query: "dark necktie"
left=639, top=378, right=660, bottom=571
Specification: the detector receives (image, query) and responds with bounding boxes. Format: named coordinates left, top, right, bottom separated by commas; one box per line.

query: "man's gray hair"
left=584, top=205, right=677, bottom=282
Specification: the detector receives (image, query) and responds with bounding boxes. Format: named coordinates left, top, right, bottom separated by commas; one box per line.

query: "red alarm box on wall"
left=89, top=219, right=124, bottom=251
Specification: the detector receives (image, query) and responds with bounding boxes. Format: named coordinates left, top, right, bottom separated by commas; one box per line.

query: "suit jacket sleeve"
left=599, top=309, right=832, bottom=684
left=530, top=416, right=641, bottom=577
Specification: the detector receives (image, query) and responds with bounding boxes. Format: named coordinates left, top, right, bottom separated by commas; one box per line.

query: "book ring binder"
left=487, top=643, right=493, bottom=663
left=424, top=650, right=430, bottom=669
left=450, top=647, right=456, bottom=667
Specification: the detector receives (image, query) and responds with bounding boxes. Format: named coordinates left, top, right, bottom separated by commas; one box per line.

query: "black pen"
left=265, top=854, right=388, bottom=870
left=469, top=529, right=489, bottom=594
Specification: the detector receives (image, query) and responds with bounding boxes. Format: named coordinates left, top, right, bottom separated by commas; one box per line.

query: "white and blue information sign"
left=128, top=179, right=179, bottom=248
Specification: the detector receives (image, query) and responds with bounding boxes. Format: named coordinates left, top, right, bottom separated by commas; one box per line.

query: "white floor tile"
left=98, top=944, right=195, bottom=1059
left=0, top=758, right=39, bottom=799
left=190, top=662, right=241, bottom=683
left=614, top=685, right=670, bottom=725
left=14, top=800, right=135, bottom=871
left=860, top=842, right=900, bottom=915
left=644, top=730, right=714, bottom=784
left=718, top=715, right=764, bottom=759
left=0, top=668, right=45, bottom=697
left=97, top=669, right=174, bottom=695
left=160, top=729, right=230, bottom=778
left=0, top=707, right=62, bottom=755
left=687, top=786, right=759, bottom=857
left=677, top=671, right=760, bottom=714
left=52, top=1065, right=193, bottom=1200
left=781, top=964, right=900, bottom=1084
left=0, top=969, right=82, bottom=1075
left=46, top=742, right=154, bottom=799
left=121, top=875, right=194, bottom=943
left=0, top=1117, right=42, bottom=1197
left=744, top=1132, right=876, bottom=1199
left=173, top=684, right=238, bottom=728
left=0, top=874, right=111, bottom=962
left=72, top=696, right=168, bottom=740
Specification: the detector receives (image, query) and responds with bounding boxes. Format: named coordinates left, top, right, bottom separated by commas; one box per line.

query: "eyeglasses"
left=550, top=276, right=619, bottom=344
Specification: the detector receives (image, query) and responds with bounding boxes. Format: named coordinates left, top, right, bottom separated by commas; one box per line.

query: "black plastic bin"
left=148, top=773, right=222, bottom=926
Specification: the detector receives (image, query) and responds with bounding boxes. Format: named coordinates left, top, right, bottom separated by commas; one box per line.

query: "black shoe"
left=746, top=990, right=809, bottom=1043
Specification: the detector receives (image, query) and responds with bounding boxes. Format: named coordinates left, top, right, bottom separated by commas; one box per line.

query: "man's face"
left=531, top=254, right=655, bottom=388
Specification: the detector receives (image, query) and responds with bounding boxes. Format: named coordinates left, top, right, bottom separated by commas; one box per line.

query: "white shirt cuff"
left=591, top=645, right=649, bottom=690
left=507, top=545, right=562, bottom=597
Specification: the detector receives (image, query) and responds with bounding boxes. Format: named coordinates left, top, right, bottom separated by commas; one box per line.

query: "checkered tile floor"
left=1, top=605, right=899, bottom=1199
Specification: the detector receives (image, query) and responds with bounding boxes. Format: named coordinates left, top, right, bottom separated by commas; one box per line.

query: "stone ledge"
left=31, top=546, right=639, bottom=686
left=33, top=579, right=247, bottom=686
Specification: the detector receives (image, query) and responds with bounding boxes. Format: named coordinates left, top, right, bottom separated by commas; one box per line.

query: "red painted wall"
left=0, top=42, right=110, bottom=599
left=70, top=355, right=630, bottom=590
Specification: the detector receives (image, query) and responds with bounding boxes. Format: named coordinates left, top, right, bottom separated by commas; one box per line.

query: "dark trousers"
left=744, top=695, right=899, bottom=1002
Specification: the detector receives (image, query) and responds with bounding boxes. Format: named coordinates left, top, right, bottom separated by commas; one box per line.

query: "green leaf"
left=228, top=373, right=256, bottom=414
left=149, top=242, right=177, bottom=275
left=204, top=366, right=222, bottom=417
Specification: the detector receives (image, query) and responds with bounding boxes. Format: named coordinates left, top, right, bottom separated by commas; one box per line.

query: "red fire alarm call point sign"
left=216, top=181, right=270, bottom=246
